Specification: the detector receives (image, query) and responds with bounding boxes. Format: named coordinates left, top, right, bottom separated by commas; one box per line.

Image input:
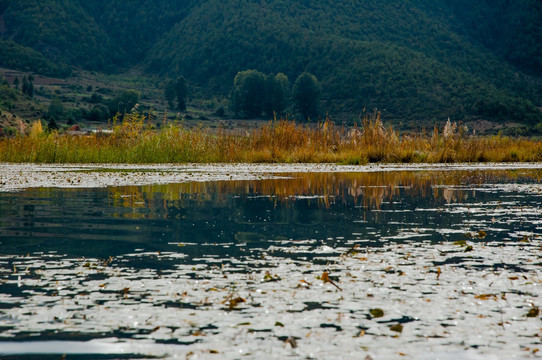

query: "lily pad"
left=370, top=308, right=384, bottom=318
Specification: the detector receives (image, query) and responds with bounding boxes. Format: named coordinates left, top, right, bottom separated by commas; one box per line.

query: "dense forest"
left=0, top=0, right=541, bottom=126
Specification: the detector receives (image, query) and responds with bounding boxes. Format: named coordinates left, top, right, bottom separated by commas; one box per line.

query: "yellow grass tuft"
left=1, top=112, right=541, bottom=164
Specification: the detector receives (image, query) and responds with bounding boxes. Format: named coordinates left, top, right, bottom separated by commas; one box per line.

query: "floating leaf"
left=464, top=245, right=473, bottom=252
left=284, top=336, right=297, bottom=348
left=321, top=271, right=342, bottom=291
left=384, top=266, right=395, bottom=273
left=150, top=326, right=161, bottom=333
left=389, top=324, right=403, bottom=333
left=227, top=296, right=245, bottom=310
left=454, top=240, right=467, bottom=246
left=263, top=271, right=280, bottom=282
left=356, top=329, right=366, bottom=337
left=121, top=287, right=130, bottom=299
left=474, top=294, right=496, bottom=301
left=436, top=266, right=442, bottom=280
left=526, top=306, right=539, bottom=318
left=369, top=308, right=384, bottom=318
left=477, top=230, right=487, bottom=239
left=275, top=321, right=284, bottom=327
left=345, top=244, right=360, bottom=255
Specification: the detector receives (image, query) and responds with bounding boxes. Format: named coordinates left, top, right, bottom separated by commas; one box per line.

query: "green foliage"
left=47, top=97, right=65, bottom=121
left=232, top=70, right=267, bottom=118
left=89, top=93, right=104, bottom=104
left=87, top=104, right=110, bottom=122
left=174, top=77, right=187, bottom=111
left=232, top=70, right=292, bottom=118
left=164, top=77, right=188, bottom=111
left=46, top=118, right=58, bottom=132
left=0, top=40, right=71, bottom=77
left=164, top=82, right=176, bottom=109
left=143, top=0, right=541, bottom=125
left=293, top=73, right=321, bottom=121
left=66, top=108, right=84, bottom=125
left=21, top=75, right=34, bottom=98
left=108, top=89, right=140, bottom=115
left=445, top=0, right=542, bottom=76
left=2, top=0, right=121, bottom=72
left=2, top=0, right=541, bottom=126
left=263, top=73, right=290, bottom=117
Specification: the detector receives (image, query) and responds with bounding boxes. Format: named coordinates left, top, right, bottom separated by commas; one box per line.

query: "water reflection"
left=0, top=169, right=540, bottom=260
left=1, top=169, right=542, bottom=358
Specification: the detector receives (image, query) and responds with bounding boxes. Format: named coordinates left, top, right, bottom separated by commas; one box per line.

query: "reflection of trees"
left=108, top=169, right=542, bottom=214
left=2, top=169, right=540, bottom=257
left=101, top=169, right=542, bottom=247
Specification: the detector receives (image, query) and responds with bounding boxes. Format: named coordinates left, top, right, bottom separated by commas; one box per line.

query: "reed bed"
left=1, top=113, right=541, bottom=164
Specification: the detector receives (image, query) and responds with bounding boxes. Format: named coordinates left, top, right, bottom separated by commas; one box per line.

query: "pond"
left=0, top=166, right=541, bottom=359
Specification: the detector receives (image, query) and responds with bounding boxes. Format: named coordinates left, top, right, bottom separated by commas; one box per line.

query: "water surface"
left=0, top=169, right=541, bottom=359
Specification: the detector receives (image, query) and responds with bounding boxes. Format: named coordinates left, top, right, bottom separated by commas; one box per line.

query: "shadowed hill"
left=0, top=0, right=540, bottom=125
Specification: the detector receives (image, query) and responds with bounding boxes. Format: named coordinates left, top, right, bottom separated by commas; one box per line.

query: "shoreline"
left=2, top=162, right=542, bottom=192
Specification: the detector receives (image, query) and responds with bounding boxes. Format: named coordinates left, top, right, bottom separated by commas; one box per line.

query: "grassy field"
left=1, top=112, right=541, bottom=164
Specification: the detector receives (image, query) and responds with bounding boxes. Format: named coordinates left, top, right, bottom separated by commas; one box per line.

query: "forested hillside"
left=0, top=0, right=541, bottom=125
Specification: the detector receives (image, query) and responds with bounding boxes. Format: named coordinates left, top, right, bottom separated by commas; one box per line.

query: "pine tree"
left=22, top=76, right=28, bottom=95
left=27, top=75, right=34, bottom=98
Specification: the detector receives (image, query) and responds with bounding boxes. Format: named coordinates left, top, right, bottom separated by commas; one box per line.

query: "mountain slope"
left=0, top=0, right=540, bottom=125
left=146, top=0, right=542, bottom=123
left=1, top=0, right=121, bottom=72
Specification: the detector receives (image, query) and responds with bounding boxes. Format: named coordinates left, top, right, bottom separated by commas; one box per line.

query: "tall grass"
left=1, top=113, right=541, bottom=164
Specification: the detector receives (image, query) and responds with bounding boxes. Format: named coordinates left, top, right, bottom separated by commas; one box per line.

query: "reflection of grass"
left=1, top=112, right=542, bottom=163
left=117, top=169, right=541, bottom=212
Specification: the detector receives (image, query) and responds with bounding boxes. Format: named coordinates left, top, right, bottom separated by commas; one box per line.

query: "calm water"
left=2, top=170, right=541, bottom=258
left=0, top=169, right=541, bottom=359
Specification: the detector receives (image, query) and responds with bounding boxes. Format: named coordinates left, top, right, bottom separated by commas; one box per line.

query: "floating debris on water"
left=0, top=165, right=541, bottom=359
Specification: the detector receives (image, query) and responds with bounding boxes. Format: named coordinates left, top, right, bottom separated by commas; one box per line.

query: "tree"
left=27, top=74, right=34, bottom=97
left=46, top=118, right=59, bottom=132
left=164, top=81, right=176, bottom=109
left=108, top=89, right=140, bottom=115
left=89, top=93, right=103, bottom=104
left=293, top=72, right=321, bottom=121
left=175, top=76, right=187, bottom=111
left=88, top=104, right=110, bottom=122
left=232, top=70, right=266, bottom=118
left=13, top=77, right=19, bottom=90
left=21, top=75, right=34, bottom=97
left=164, top=77, right=188, bottom=110
left=22, top=76, right=28, bottom=95
left=263, top=72, right=290, bottom=117
left=47, top=97, right=65, bottom=121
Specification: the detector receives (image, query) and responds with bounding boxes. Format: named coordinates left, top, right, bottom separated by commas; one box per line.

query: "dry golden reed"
left=1, top=113, right=541, bottom=164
